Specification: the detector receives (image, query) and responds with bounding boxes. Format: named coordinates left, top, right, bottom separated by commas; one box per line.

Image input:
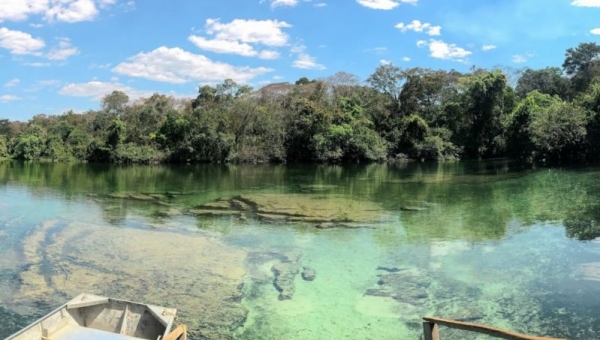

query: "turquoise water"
left=1, top=161, right=600, bottom=339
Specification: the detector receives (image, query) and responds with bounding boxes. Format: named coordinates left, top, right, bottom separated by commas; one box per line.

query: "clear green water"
left=2, top=160, right=600, bottom=339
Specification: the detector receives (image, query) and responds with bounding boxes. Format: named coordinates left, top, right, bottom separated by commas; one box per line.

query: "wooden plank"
left=423, top=321, right=440, bottom=340
left=422, top=317, right=566, bottom=340
left=119, top=305, right=129, bottom=335
left=163, top=325, right=186, bottom=340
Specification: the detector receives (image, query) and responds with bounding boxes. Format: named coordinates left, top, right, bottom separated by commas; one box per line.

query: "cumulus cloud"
left=396, top=20, right=441, bottom=36
left=482, top=44, right=497, bottom=51
left=189, top=18, right=291, bottom=59
left=357, top=0, right=417, bottom=10
left=189, top=36, right=257, bottom=57
left=571, top=0, right=600, bottom=7
left=205, top=18, right=291, bottom=46
left=402, top=56, right=411, bottom=62
left=112, top=46, right=272, bottom=84
left=0, top=27, right=45, bottom=55
left=259, top=50, right=280, bottom=60
left=46, top=37, right=79, bottom=60
left=591, top=28, right=600, bottom=35
left=0, top=94, right=20, bottom=102
left=417, top=39, right=472, bottom=62
left=0, top=0, right=118, bottom=23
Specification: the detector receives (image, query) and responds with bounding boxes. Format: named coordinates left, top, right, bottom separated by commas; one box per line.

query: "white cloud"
left=4, top=78, right=20, bottom=87
left=205, top=18, right=291, bottom=46
left=59, top=80, right=152, bottom=100
left=482, top=44, right=497, bottom=51
left=511, top=52, right=534, bottom=64
left=292, top=53, right=325, bottom=70
left=189, top=18, right=290, bottom=59
left=45, top=0, right=98, bottom=22
left=259, top=50, right=280, bottom=60
left=591, top=28, right=600, bottom=35
left=46, top=37, right=79, bottom=60
left=0, top=94, right=20, bottom=102
left=512, top=55, right=527, bottom=63
left=380, top=59, right=392, bottom=65
left=0, top=27, right=45, bottom=55
left=402, top=56, right=411, bottom=62
left=571, top=0, right=600, bottom=7
left=0, top=0, right=117, bottom=23
left=418, top=39, right=472, bottom=62
left=357, top=0, right=417, bottom=10
left=315, top=3, right=327, bottom=7
left=396, top=20, right=441, bottom=36
left=112, top=46, right=272, bottom=84
left=188, top=36, right=257, bottom=56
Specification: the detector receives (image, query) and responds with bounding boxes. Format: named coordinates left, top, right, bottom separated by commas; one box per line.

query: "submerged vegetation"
left=2, top=42, right=600, bottom=165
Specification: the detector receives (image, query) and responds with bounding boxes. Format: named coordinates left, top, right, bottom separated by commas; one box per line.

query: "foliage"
left=0, top=136, right=8, bottom=158
left=112, top=143, right=164, bottom=164
left=515, top=67, right=569, bottom=99
left=4, top=43, right=600, bottom=165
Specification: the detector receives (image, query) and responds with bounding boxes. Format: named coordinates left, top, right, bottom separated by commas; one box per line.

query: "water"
left=1, top=160, right=600, bottom=339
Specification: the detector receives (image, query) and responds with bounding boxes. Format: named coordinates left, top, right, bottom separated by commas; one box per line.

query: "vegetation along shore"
left=2, top=42, right=600, bottom=166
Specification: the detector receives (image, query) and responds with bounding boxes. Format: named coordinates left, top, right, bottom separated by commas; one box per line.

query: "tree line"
left=1, top=42, right=600, bottom=165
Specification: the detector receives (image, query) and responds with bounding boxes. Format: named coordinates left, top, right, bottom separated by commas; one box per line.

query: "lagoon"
left=1, top=160, right=600, bottom=339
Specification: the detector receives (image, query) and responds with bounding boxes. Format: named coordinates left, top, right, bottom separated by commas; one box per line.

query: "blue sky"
left=1, top=0, right=599, bottom=121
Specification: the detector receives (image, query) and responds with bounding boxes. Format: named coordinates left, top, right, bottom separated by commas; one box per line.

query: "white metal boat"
left=5, top=293, right=187, bottom=340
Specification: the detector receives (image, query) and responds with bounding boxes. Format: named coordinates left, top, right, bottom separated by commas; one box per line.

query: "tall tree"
left=563, top=42, right=600, bottom=94
left=515, top=67, right=569, bottom=99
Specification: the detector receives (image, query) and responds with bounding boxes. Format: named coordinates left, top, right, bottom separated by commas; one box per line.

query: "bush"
left=111, top=143, right=164, bottom=164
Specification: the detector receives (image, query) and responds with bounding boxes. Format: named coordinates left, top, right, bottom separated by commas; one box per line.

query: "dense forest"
left=1, top=42, right=600, bottom=165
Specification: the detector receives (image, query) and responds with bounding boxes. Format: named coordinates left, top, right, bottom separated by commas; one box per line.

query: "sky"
left=0, top=0, right=600, bottom=121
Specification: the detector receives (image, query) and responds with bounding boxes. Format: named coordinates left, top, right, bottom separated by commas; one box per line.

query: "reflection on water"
left=2, top=160, right=600, bottom=339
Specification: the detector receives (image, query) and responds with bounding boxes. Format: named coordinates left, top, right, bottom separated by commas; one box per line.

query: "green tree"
left=506, top=91, right=556, bottom=163
left=515, top=67, right=569, bottom=99
left=531, top=100, right=588, bottom=163
left=106, top=118, right=126, bottom=149
left=13, top=124, right=47, bottom=160
left=563, top=42, right=600, bottom=94
left=102, top=91, right=130, bottom=117
left=0, top=136, right=8, bottom=158
left=460, top=71, right=508, bottom=158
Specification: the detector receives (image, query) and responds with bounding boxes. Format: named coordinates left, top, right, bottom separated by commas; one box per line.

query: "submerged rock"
left=271, top=263, right=300, bottom=300
left=15, top=221, right=249, bottom=340
left=301, top=267, right=316, bottom=281
left=376, top=266, right=403, bottom=273
left=189, top=194, right=391, bottom=229
left=365, top=269, right=431, bottom=306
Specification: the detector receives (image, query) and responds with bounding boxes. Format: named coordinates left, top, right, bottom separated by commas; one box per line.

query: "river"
left=1, top=160, right=600, bottom=339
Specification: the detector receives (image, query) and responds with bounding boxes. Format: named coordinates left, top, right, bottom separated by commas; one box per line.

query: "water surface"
left=1, top=161, right=600, bottom=339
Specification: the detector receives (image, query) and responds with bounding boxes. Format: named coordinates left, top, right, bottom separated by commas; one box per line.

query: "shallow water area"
left=2, top=161, right=600, bottom=339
